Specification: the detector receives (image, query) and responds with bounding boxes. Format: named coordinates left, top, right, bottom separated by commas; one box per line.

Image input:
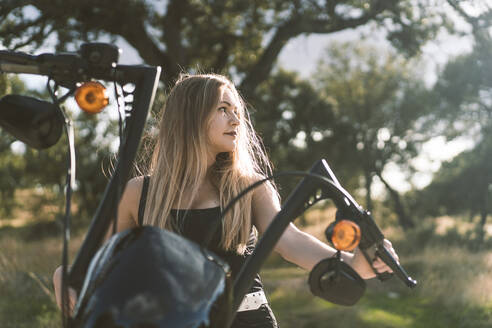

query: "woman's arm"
left=53, top=176, right=143, bottom=313
left=102, top=176, right=143, bottom=240
left=251, top=182, right=397, bottom=279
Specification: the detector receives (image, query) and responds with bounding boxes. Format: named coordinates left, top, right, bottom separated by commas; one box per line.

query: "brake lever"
left=360, top=241, right=416, bottom=287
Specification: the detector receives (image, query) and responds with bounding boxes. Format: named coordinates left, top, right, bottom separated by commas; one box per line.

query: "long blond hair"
left=143, top=73, right=276, bottom=253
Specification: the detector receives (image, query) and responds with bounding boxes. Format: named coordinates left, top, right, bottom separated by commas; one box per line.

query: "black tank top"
left=137, top=176, right=264, bottom=292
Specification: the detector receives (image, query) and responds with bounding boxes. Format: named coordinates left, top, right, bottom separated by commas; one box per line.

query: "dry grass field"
left=1, top=196, right=492, bottom=327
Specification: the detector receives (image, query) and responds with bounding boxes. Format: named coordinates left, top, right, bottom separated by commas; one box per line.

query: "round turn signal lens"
left=331, top=220, right=361, bottom=251
left=75, top=81, right=109, bottom=114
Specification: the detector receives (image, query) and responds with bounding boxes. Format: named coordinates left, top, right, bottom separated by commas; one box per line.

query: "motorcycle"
left=0, top=43, right=416, bottom=328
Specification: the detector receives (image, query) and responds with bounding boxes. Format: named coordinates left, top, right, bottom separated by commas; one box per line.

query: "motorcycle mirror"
left=308, top=257, right=366, bottom=306
left=0, top=94, right=64, bottom=149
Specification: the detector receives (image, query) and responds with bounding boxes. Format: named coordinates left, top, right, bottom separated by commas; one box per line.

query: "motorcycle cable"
left=203, top=170, right=336, bottom=249
left=204, top=170, right=354, bottom=324
left=47, top=79, right=76, bottom=328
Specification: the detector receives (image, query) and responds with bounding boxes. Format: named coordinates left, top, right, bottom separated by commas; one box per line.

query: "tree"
left=430, top=1, right=492, bottom=140
left=0, top=0, right=445, bottom=97
left=18, top=108, right=119, bottom=220
left=0, top=74, right=30, bottom=217
left=313, top=42, right=432, bottom=229
left=0, top=0, right=450, bottom=225
left=252, top=69, right=367, bottom=192
left=415, top=131, right=491, bottom=242
left=412, top=0, right=492, bottom=239
left=0, top=74, right=118, bottom=222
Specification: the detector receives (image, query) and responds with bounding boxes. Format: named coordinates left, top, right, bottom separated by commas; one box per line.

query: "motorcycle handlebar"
left=0, top=43, right=142, bottom=86
left=325, top=169, right=417, bottom=289
left=0, top=52, right=42, bottom=75
left=373, top=242, right=417, bottom=288
left=0, top=50, right=38, bottom=65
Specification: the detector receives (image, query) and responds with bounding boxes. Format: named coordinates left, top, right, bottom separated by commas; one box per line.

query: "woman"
left=54, top=73, right=397, bottom=327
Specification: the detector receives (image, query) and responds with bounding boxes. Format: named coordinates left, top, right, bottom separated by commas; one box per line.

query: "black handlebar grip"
left=376, top=246, right=417, bottom=288
left=376, top=271, right=394, bottom=281
left=0, top=50, right=37, bottom=65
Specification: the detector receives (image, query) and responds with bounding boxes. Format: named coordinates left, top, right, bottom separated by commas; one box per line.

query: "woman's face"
left=207, top=86, right=241, bottom=156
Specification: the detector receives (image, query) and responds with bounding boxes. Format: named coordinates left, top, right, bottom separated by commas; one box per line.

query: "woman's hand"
left=53, top=265, right=78, bottom=315
left=349, top=239, right=399, bottom=280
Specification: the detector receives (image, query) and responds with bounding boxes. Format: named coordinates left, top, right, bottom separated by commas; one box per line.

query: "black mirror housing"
left=308, top=257, right=366, bottom=306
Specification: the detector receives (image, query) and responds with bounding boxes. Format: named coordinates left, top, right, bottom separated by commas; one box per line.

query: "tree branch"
left=1, top=15, right=46, bottom=33
left=240, top=6, right=382, bottom=96
left=376, top=171, right=414, bottom=229
left=0, top=0, right=34, bottom=17
left=446, top=0, right=476, bottom=26
left=240, top=19, right=302, bottom=97
left=12, top=21, right=54, bottom=50
left=304, top=11, right=380, bottom=34
left=162, top=0, right=189, bottom=68
left=212, top=39, right=232, bottom=73
left=8, top=1, right=175, bottom=85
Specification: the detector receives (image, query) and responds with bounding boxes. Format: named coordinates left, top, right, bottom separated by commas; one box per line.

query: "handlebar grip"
left=0, top=50, right=37, bottom=65
left=376, top=245, right=417, bottom=288
left=376, top=271, right=393, bottom=282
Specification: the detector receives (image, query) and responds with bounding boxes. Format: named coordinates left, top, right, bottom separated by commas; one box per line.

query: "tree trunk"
left=376, top=172, right=415, bottom=230
left=469, top=209, right=476, bottom=222
left=477, top=192, right=489, bottom=244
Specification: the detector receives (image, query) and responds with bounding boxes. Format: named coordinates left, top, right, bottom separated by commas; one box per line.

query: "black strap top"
left=137, top=175, right=150, bottom=227
left=137, top=176, right=263, bottom=291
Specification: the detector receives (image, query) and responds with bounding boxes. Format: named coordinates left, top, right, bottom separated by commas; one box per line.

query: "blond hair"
left=143, top=73, right=276, bottom=253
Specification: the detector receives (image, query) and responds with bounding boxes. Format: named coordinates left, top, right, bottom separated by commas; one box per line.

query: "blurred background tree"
left=0, top=0, right=450, bottom=226
left=0, top=75, right=118, bottom=225
left=408, top=0, right=492, bottom=241
left=0, top=75, right=28, bottom=218
left=312, top=42, right=433, bottom=229
left=0, top=0, right=445, bottom=94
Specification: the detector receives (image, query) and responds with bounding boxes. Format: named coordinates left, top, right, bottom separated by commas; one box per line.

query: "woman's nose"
left=229, top=113, right=239, bottom=126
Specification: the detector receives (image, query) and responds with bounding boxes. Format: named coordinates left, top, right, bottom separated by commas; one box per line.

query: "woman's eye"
left=218, top=107, right=227, bottom=113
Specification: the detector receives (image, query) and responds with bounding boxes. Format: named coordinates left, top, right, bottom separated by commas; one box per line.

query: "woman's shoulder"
left=121, top=176, right=146, bottom=213
left=126, top=176, right=145, bottom=194
left=112, top=176, right=147, bottom=230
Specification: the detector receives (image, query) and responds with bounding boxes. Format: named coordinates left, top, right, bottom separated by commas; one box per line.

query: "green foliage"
left=430, top=42, right=492, bottom=138
left=312, top=42, right=431, bottom=227
left=0, top=0, right=448, bottom=92
left=414, top=132, right=492, bottom=227
left=0, top=225, right=81, bottom=328
left=0, top=0, right=454, bottom=225
left=415, top=6, right=492, bottom=233
left=316, top=42, right=429, bottom=171
left=0, top=74, right=117, bottom=222
left=250, top=69, right=363, bottom=195
left=0, top=74, right=30, bottom=217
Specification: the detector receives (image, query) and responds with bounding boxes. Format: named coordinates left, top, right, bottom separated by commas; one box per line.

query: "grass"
left=1, top=202, right=492, bottom=327
left=0, top=222, right=84, bottom=327
left=257, top=210, right=492, bottom=328
left=261, top=249, right=492, bottom=328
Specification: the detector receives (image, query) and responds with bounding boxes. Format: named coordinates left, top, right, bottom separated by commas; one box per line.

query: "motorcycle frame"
left=0, top=44, right=414, bottom=328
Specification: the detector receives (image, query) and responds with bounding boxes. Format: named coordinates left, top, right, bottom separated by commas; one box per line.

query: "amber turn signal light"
left=331, top=220, right=361, bottom=251
left=75, top=81, right=109, bottom=114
